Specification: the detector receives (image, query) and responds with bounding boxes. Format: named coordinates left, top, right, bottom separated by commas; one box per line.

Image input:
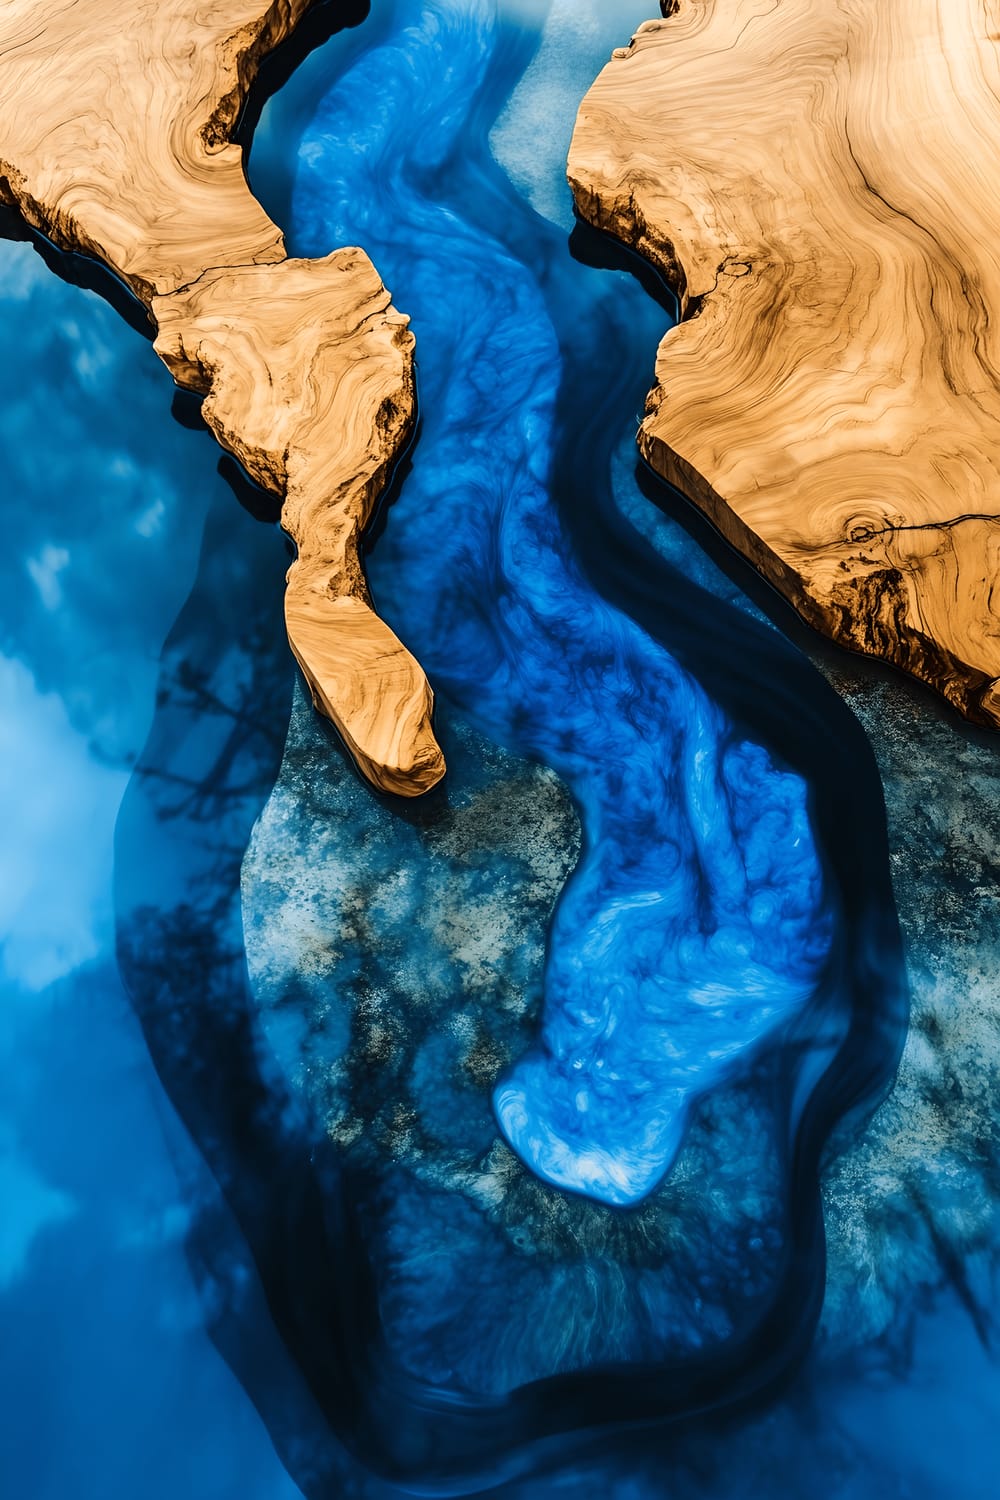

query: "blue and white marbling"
left=286, top=0, right=833, bottom=1205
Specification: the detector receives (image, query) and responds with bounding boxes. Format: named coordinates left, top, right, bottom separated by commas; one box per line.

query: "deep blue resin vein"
left=287, top=0, right=833, bottom=1206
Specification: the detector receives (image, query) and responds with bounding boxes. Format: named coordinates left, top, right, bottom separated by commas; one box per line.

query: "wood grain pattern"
left=569, top=0, right=1000, bottom=728
left=0, top=0, right=445, bottom=794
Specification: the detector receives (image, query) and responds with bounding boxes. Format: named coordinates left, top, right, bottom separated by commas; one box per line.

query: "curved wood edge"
left=569, top=0, right=1000, bottom=731
left=0, top=0, right=445, bottom=795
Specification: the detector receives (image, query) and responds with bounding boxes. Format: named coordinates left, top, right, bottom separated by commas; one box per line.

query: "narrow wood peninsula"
left=570, top=0, right=1000, bottom=728
left=0, top=0, right=445, bottom=796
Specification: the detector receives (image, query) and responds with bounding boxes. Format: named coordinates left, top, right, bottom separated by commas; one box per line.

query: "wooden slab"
left=0, top=0, right=445, bottom=794
left=569, top=0, right=1000, bottom=727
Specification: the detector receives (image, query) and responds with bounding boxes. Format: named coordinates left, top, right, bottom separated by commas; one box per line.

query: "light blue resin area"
left=287, top=0, right=833, bottom=1206
left=0, top=234, right=301, bottom=1500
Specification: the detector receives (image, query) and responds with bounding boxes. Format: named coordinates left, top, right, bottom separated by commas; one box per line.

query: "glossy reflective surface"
left=1, top=2, right=998, bottom=1497
left=282, top=0, right=832, bottom=1207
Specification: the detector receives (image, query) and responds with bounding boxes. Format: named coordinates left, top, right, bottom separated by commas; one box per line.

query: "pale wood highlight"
left=0, top=0, right=444, bottom=795
left=569, top=0, right=1000, bottom=728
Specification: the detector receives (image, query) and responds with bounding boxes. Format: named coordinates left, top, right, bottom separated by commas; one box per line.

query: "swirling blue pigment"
left=287, top=0, right=834, bottom=1206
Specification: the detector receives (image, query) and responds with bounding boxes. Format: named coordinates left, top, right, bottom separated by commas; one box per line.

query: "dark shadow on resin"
left=362, top=414, right=422, bottom=558
left=170, top=387, right=209, bottom=431
left=218, top=453, right=285, bottom=526
left=569, top=217, right=680, bottom=322
left=0, top=203, right=154, bottom=341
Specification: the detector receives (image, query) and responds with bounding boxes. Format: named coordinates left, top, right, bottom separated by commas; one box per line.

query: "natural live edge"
left=569, top=0, right=1000, bottom=730
left=152, top=253, right=445, bottom=795
left=0, top=0, right=445, bottom=795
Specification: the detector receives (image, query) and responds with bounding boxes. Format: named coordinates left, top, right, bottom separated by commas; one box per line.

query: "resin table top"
left=3, top=1, right=995, bottom=1493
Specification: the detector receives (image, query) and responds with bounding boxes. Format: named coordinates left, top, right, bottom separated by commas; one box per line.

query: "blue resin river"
left=3, top=0, right=998, bottom=1497
left=272, top=0, right=832, bottom=1207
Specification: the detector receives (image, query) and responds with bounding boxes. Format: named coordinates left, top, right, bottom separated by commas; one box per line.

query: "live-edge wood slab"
left=0, top=0, right=445, bottom=795
left=570, top=0, right=1000, bottom=728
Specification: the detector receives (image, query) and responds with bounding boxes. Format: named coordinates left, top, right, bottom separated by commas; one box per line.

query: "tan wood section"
left=0, top=0, right=445, bottom=795
left=569, top=0, right=1000, bottom=728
